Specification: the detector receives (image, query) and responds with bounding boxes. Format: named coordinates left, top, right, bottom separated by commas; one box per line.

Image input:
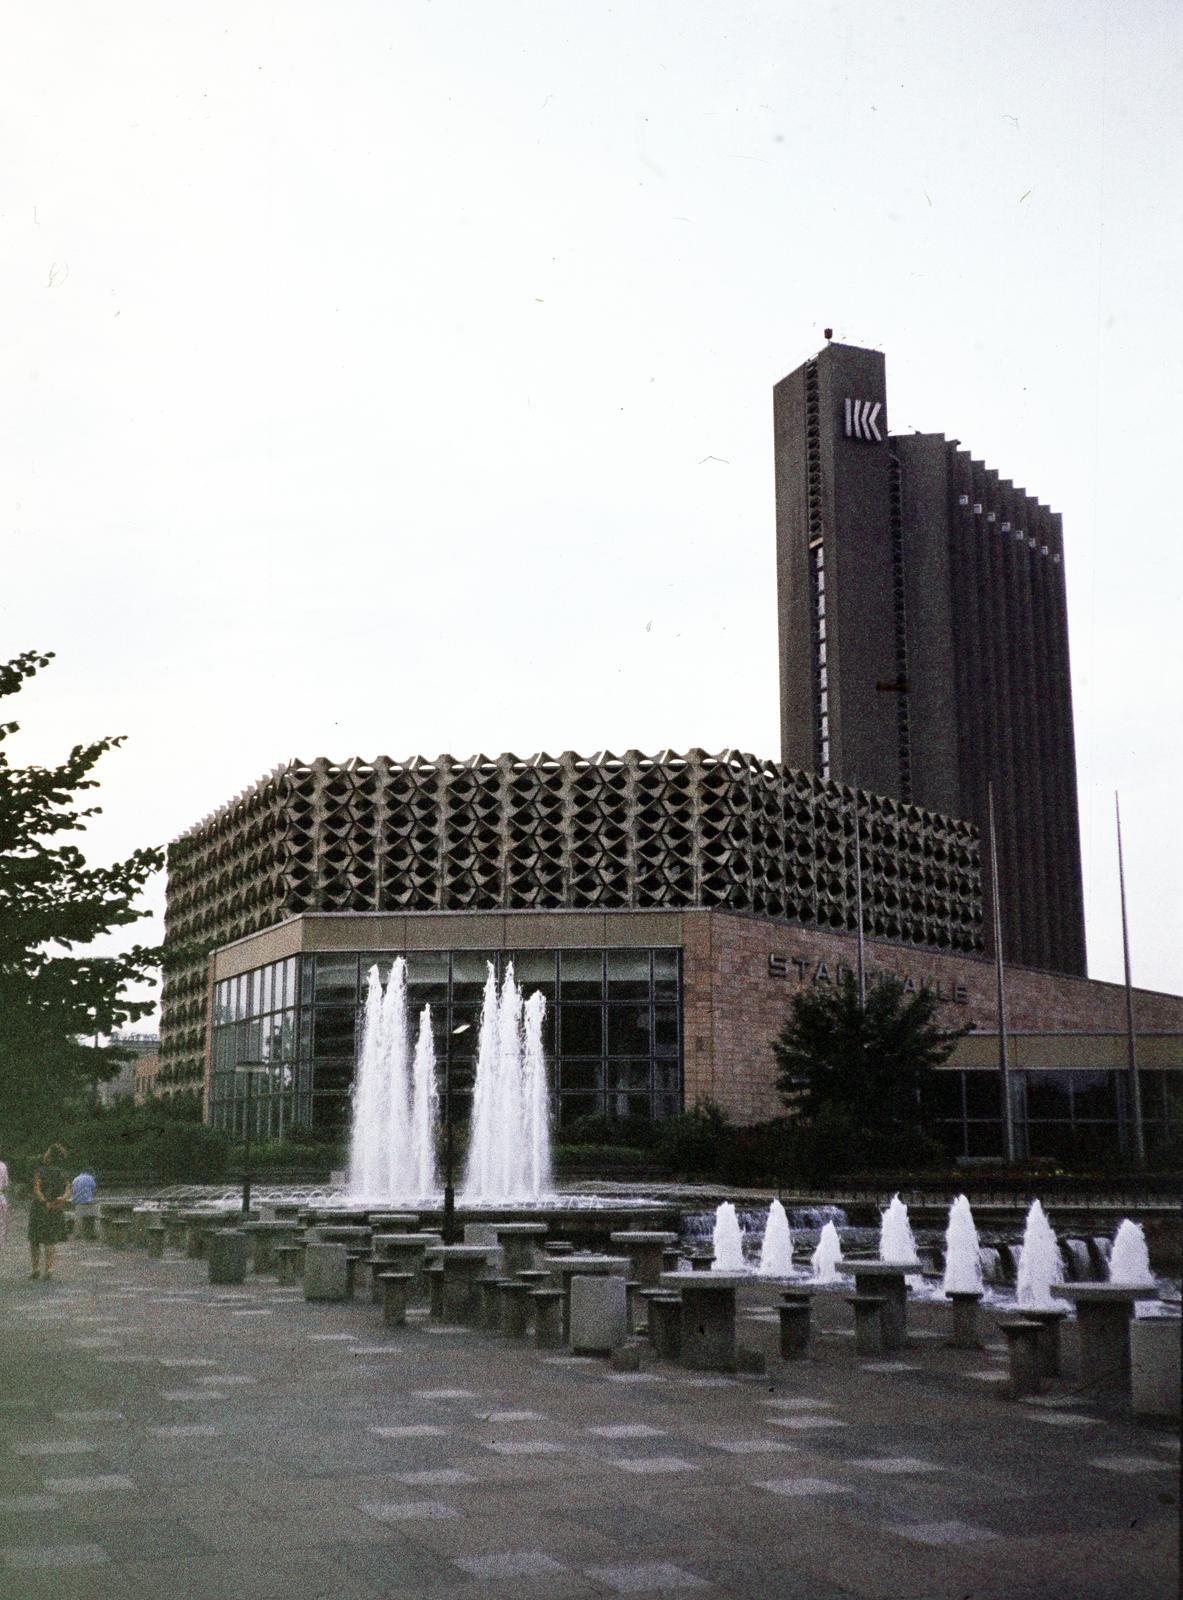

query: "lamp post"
left=233, top=1059, right=268, bottom=1216
left=442, top=1023, right=470, bottom=1244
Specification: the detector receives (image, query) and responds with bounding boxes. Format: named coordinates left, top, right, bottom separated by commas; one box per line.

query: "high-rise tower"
left=773, top=341, right=1087, bottom=976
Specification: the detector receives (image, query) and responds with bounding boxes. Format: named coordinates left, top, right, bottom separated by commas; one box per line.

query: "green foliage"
left=56, top=1101, right=230, bottom=1184
left=560, top=1113, right=661, bottom=1150
left=553, top=1144, right=655, bottom=1172
left=772, top=973, right=969, bottom=1173
left=0, top=651, right=163, bottom=1140
left=654, top=1099, right=731, bottom=1176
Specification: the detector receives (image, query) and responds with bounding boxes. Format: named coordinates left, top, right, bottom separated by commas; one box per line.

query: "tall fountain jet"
left=347, top=960, right=439, bottom=1201
left=462, top=962, right=554, bottom=1203
left=1015, top=1198, right=1064, bottom=1309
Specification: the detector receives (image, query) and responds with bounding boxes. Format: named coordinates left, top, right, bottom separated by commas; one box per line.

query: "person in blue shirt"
left=71, top=1170, right=97, bottom=1206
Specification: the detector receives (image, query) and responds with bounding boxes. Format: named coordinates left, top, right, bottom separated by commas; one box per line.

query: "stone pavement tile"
left=116, top=1550, right=384, bottom=1600
left=73, top=1517, right=210, bottom=1563
left=371, top=1423, right=452, bottom=1439
left=54, top=1410, right=125, bottom=1423
left=1089, top=1455, right=1177, bottom=1475
left=765, top=1416, right=849, bottom=1431
left=361, top=1500, right=459, bottom=1521
left=886, top=1519, right=999, bottom=1545
left=849, top=1457, right=938, bottom=1474
left=413, top=1388, right=478, bottom=1400
left=583, top=1560, right=710, bottom=1592
left=755, top=1476, right=855, bottom=1498
left=587, top=1424, right=667, bottom=1439
left=455, top=1549, right=569, bottom=1578
left=763, top=1397, right=835, bottom=1409
left=1026, top=1411, right=1101, bottom=1427
left=41, top=1474, right=137, bottom=1495
left=1, top=1542, right=109, bottom=1569
left=0, top=1492, right=62, bottom=1513
left=704, top=1438, right=797, bottom=1455
left=396, top=1469, right=477, bottom=1487
left=485, top=1440, right=566, bottom=1456
left=608, top=1457, right=700, bottom=1475
left=12, top=1439, right=101, bottom=1456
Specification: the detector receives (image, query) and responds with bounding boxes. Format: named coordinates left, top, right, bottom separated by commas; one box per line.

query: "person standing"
left=71, top=1169, right=97, bottom=1206
left=0, top=1155, right=9, bottom=1246
left=29, top=1144, right=71, bottom=1280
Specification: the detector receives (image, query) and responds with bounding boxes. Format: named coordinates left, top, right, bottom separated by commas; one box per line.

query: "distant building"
left=97, top=1033, right=160, bottom=1108
left=773, top=342, right=1086, bottom=975
left=133, top=1050, right=161, bottom=1106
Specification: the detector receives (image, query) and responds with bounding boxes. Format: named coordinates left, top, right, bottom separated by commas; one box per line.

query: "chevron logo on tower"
left=844, top=397, right=882, bottom=441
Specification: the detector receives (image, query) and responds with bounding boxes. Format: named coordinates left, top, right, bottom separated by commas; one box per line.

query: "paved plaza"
left=0, top=1218, right=1177, bottom=1599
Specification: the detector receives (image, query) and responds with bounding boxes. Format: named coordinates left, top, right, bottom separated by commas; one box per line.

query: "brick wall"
left=682, top=909, right=1183, bottom=1125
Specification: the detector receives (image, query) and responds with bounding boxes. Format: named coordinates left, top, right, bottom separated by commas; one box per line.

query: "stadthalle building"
left=162, top=343, right=1183, bottom=1163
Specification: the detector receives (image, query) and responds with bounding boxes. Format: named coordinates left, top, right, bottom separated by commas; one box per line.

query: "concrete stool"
left=1130, top=1317, right=1181, bottom=1420
left=274, top=1245, right=301, bottom=1286
left=185, top=1222, right=208, bottom=1259
left=379, top=1271, right=415, bottom=1327
left=500, top=1281, right=533, bottom=1338
left=664, top=1272, right=745, bottom=1372
left=495, top=1222, right=549, bottom=1276
left=570, top=1275, right=628, bottom=1356
left=1053, top=1284, right=1156, bottom=1393
left=344, top=1249, right=370, bottom=1301
left=163, top=1216, right=187, bottom=1250
left=637, top=1287, right=670, bottom=1338
left=304, top=1242, right=349, bottom=1302
left=544, top=1242, right=575, bottom=1258
left=370, top=1213, right=419, bottom=1232
left=844, top=1263, right=910, bottom=1351
left=689, top=1251, right=714, bottom=1272
left=625, top=1280, right=646, bottom=1334
left=609, top=1230, right=681, bottom=1290
left=946, top=1290, right=984, bottom=1351
left=107, top=1218, right=132, bottom=1251
left=146, top=1225, right=167, bottom=1260
left=1021, top=1308, right=1069, bottom=1378
left=778, top=1297, right=812, bottom=1359
left=208, top=1230, right=249, bottom=1285
left=428, top=1263, right=445, bottom=1320
left=662, top=1249, right=681, bottom=1273
left=130, top=1209, right=153, bottom=1248
left=531, top=1289, right=564, bottom=1350
left=479, top=1277, right=511, bottom=1332
left=848, top=1295, right=887, bottom=1358
left=648, top=1293, right=683, bottom=1361
left=516, top=1269, right=552, bottom=1292
left=74, top=1206, right=99, bottom=1242
left=999, top=1318, right=1046, bottom=1398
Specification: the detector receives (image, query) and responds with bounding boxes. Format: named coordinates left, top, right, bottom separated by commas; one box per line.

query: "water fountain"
left=1108, top=1219, right=1155, bottom=1287
left=879, top=1193, right=920, bottom=1265
left=942, top=1195, right=983, bottom=1295
left=811, top=1219, right=844, bottom=1283
left=461, top=962, right=554, bottom=1204
left=1015, top=1199, right=1064, bottom=1309
left=711, top=1201, right=746, bottom=1272
left=758, top=1199, right=793, bottom=1277
left=347, top=961, right=439, bottom=1201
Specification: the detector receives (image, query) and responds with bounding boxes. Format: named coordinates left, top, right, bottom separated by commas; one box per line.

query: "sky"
left=3, top=0, right=1180, bottom=1014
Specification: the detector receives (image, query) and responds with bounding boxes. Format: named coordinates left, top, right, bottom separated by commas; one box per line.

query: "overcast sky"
left=3, top=0, right=1180, bottom=1013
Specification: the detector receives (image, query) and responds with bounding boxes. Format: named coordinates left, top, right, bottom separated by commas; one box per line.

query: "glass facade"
left=209, top=948, right=682, bottom=1139
left=926, top=1069, right=1181, bottom=1162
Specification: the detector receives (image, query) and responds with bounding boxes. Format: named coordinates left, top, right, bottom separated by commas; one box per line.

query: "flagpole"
left=987, top=783, right=1014, bottom=1162
left=853, top=801, right=866, bottom=1009
left=1115, top=791, right=1145, bottom=1165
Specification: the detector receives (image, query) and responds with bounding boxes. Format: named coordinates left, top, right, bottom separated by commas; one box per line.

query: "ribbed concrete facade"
left=774, top=342, right=1087, bottom=976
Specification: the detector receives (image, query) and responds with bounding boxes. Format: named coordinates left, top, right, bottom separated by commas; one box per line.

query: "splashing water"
left=461, top=962, right=554, bottom=1203
left=348, top=960, right=435, bottom=1200
left=1108, top=1219, right=1155, bottom=1287
left=758, top=1199, right=794, bottom=1277
left=811, top=1219, right=844, bottom=1283
left=879, top=1194, right=920, bottom=1265
left=711, top=1201, right=746, bottom=1271
left=942, top=1194, right=983, bottom=1295
left=1015, top=1199, right=1064, bottom=1309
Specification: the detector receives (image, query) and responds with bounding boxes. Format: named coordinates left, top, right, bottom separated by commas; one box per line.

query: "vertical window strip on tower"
left=804, top=361, right=829, bottom=778
left=887, top=454, right=912, bottom=801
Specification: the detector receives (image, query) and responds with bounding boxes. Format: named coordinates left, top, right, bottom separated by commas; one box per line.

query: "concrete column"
left=146, top=1227, right=167, bottom=1260
left=778, top=1298, right=811, bottom=1359
left=1130, top=1319, right=1181, bottom=1420
left=531, top=1290, right=564, bottom=1350
left=947, top=1291, right=984, bottom=1350
left=570, top=1276, right=627, bottom=1355
left=648, top=1294, right=682, bottom=1361
left=380, top=1272, right=414, bottom=1327
left=848, top=1295, right=885, bottom=1358
left=999, top=1318, right=1045, bottom=1398
left=304, top=1243, right=349, bottom=1302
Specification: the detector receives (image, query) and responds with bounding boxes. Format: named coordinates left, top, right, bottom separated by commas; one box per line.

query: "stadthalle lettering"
left=767, top=951, right=968, bottom=1004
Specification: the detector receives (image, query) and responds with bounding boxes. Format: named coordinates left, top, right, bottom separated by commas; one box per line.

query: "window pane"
left=314, top=954, right=359, bottom=1004
left=1071, top=1071, right=1117, bottom=1120
left=313, top=1006, right=356, bottom=1056
left=451, top=952, right=494, bottom=1001
left=653, top=950, right=679, bottom=999
left=923, top=1073, right=963, bottom=1118
left=559, top=1092, right=603, bottom=1126
left=607, top=1005, right=650, bottom=1056
left=559, top=1005, right=602, bottom=1056
left=311, top=1059, right=354, bottom=1096
left=653, top=1005, right=679, bottom=1057
left=559, top=1061, right=603, bottom=1092
left=1025, top=1074, right=1071, bottom=1120
left=606, top=950, right=650, bottom=998
left=506, top=951, right=557, bottom=995
left=965, top=1120, right=1002, bottom=1156
left=654, top=1062, right=680, bottom=1093
left=607, top=1061, right=651, bottom=1092
left=260, top=965, right=273, bottom=1015
left=1161, top=1074, right=1183, bottom=1123
left=406, top=951, right=449, bottom=1004
left=560, top=950, right=603, bottom=999
left=963, top=1073, right=1000, bottom=1118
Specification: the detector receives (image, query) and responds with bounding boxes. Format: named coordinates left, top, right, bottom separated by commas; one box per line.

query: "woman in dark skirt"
left=29, top=1144, right=71, bottom=1280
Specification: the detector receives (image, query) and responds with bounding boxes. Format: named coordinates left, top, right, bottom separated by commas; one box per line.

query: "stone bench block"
left=778, top=1298, right=811, bottom=1359
left=648, top=1293, right=682, bottom=1361
left=304, top=1242, right=350, bottom=1302
left=531, top=1288, right=564, bottom=1350
left=380, top=1271, right=415, bottom=1327
left=1130, top=1318, right=1181, bottom=1420
left=999, top=1318, right=1046, bottom=1398
left=274, top=1245, right=302, bottom=1286
left=208, top=1230, right=249, bottom=1286
left=146, top=1226, right=167, bottom=1260
left=848, top=1295, right=886, bottom=1359
left=499, top=1281, right=533, bottom=1339
left=570, top=1275, right=627, bottom=1356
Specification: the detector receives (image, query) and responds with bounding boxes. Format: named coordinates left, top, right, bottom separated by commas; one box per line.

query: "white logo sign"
left=844, top=397, right=882, bottom=442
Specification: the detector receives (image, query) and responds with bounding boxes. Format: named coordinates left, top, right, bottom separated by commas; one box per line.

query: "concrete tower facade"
left=774, top=341, right=1087, bottom=976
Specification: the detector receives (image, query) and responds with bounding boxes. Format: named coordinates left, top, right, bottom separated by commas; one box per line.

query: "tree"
left=0, top=650, right=163, bottom=1142
left=772, top=973, right=970, bottom=1173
